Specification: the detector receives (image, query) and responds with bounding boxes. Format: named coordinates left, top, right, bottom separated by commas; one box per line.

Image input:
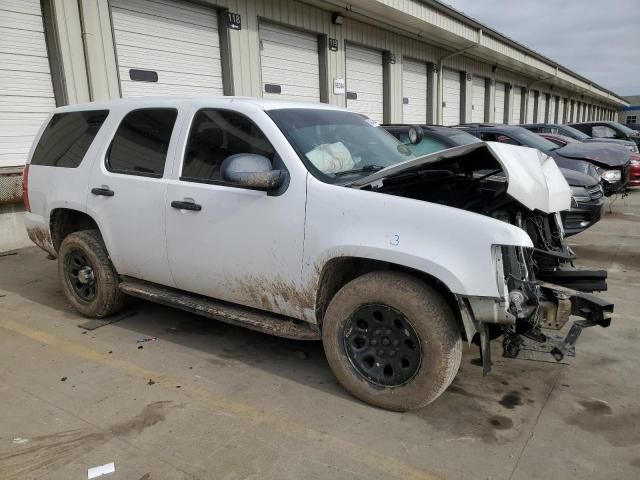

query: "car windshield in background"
left=510, top=128, right=559, bottom=152
left=438, top=130, right=482, bottom=146
left=267, top=109, right=413, bottom=182
left=397, top=134, right=448, bottom=156
left=611, top=122, right=638, bottom=136
left=560, top=125, right=591, bottom=140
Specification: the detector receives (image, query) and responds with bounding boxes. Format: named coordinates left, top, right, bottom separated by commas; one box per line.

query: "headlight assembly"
left=601, top=170, right=622, bottom=182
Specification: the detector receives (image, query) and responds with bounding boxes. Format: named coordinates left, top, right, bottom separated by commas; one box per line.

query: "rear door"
left=86, top=107, right=180, bottom=287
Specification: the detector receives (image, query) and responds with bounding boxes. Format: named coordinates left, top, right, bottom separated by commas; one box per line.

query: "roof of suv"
left=53, top=96, right=347, bottom=114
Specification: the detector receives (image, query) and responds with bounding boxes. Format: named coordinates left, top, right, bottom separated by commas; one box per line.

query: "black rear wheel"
left=58, top=230, right=124, bottom=318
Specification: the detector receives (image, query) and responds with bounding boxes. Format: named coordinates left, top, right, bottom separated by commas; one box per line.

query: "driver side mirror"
left=221, top=154, right=285, bottom=191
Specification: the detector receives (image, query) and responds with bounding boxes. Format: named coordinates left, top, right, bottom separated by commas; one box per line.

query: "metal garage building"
left=0, top=0, right=630, bottom=250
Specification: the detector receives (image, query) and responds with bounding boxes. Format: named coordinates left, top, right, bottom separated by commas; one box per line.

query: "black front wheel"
left=58, top=230, right=124, bottom=318
left=322, top=271, right=462, bottom=411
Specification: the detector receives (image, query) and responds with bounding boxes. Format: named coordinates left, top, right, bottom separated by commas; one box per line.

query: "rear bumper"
left=23, top=211, right=56, bottom=257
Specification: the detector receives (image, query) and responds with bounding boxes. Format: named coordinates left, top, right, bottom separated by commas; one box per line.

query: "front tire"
left=58, top=230, right=124, bottom=318
left=322, top=271, right=462, bottom=411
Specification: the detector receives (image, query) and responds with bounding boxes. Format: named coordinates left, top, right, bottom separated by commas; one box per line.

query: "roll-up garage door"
left=511, top=87, right=522, bottom=124
left=402, top=59, right=428, bottom=123
left=259, top=23, right=320, bottom=102
left=471, top=76, right=486, bottom=123
left=345, top=44, right=384, bottom=123
left=0, top=0, right=56, bottom=167
left=111, top=0, right=223, bottom=97
left=548, top=96, right=557, bottom=123
left=494, top=81, right=506, bottom=124
left=557, top=97, right=565, bottom=123
left=526, top=93, right=535, bottom=123
left=442, top=68, right=461, bottom=126
left=537, top=93, right=547, bottom=122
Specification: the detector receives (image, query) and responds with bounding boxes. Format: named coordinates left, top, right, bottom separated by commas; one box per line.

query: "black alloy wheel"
left=343, top=304, right=422, bottom=387
left=65, top=248, right=97, bottom=303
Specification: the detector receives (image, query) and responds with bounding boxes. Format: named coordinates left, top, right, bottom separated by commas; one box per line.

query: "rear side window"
left=31, top=110, right=109, bottom=168
left=107, top=109, right=177, bottom=177
left=181, top=109, right=275, bottom=184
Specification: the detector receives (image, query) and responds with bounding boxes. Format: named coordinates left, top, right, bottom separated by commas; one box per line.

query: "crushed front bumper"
left=461, top=282, right=613, bottom=374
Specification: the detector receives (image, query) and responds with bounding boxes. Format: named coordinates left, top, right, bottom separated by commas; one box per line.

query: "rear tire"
left=58, top=230, right=124, bottom=318
left=322, top=271, right=462, bottom=411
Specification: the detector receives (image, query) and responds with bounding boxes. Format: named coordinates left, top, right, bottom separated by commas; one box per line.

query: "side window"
left=107, top=109, right=177, bottom=177
left=591, top=125, right=616, bottom=138
left=31, top=110, right=109, bottom=168
left=181, top=109, right=275, bottom=184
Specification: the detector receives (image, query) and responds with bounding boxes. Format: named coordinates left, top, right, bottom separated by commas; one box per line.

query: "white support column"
left=78, top=0, right=120, bottom=100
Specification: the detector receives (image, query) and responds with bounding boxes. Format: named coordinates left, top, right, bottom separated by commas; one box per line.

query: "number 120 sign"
left=333, top=79, right=346, bottom=95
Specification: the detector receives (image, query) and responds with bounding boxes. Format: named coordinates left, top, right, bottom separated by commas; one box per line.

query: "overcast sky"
left=445, top=0, right=640, bottom=96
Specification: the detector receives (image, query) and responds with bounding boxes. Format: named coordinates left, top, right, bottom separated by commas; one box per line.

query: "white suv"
left=23, top=97, right=612, bottom=411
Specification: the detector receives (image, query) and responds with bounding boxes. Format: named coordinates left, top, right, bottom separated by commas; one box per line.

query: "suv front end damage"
left=352, top=141, right=614, bottom=373
left=458, top=244, right=613, bottom=374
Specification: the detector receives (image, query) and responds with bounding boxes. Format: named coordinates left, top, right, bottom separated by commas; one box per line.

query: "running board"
left=119, top=279, right=321, bottom=341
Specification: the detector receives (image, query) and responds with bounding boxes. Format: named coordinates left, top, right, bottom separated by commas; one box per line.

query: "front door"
left=86, top=108, right=179, bottom=287
left=164, top=108, right=307, bottom=319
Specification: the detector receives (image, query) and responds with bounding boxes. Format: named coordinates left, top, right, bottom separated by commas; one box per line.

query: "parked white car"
left=23, top=97, right=612, bottom=411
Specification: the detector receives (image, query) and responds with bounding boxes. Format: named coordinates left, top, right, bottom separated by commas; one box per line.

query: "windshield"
left=438, top=130, right=483, bottom=146
left=559, top=125, right=590, bottom=140
left=508, top=127, right=559, bottom=152
left=397, top=134, right=448, bottom=156
left=268, top=109, right=414, bottom=182
left=610, top=122, right=638, bottom=136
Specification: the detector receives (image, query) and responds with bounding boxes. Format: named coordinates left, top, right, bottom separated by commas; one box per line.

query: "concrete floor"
left=1, top=192, right=639, bottom=480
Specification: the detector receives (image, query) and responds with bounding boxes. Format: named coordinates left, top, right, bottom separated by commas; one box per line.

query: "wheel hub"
left=65, top=249, right=97, bottom=303
left=77, top=266, right=94, bottom=285
left=343, top=304, right=422, bottom=387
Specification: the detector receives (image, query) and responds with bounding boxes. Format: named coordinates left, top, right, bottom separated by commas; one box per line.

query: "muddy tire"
left=58, top=230, right=124, bottom=318
left=322, top=271, right=462, bottom=411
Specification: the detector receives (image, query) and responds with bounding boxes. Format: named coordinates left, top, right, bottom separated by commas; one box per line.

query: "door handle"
left=91, top=187, right=114, bottom=197
left=171, top=200, right=202, bottom=211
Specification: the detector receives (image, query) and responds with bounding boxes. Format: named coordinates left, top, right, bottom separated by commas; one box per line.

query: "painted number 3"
left=390, top=234, right=400, bottom=246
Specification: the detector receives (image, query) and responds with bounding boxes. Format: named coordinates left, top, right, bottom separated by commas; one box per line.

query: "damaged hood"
left=351, top=141, right=571, bottom=213
left=556, top=143, right=630, bottom=167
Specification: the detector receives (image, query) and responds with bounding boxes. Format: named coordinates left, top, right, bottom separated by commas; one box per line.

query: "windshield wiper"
left=333, top=165, right=386, bottom=176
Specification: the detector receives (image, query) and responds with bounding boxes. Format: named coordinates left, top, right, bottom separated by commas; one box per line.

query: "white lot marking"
left=87, top=462, right=115, bottom=479
left=12, top=437, right=29, bottom=444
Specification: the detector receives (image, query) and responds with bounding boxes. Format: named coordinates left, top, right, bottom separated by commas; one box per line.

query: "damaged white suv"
left=24, top=98, right=613, bottom=411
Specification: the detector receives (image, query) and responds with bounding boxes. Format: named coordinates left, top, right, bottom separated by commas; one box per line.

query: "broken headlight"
left=601, top=169, right=622, bottom=183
